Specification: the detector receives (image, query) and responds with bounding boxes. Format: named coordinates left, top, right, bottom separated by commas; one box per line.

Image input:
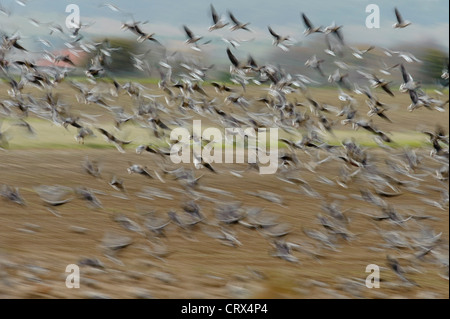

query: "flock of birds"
left=0, top=2, right=449, bottom=298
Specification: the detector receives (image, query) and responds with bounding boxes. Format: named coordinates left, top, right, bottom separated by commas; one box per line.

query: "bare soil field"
left=0, top=84, right=448, bottom=299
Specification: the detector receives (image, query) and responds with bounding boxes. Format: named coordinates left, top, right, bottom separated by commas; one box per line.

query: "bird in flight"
left=228, top=10, right=251, bottom=32
left=209, top=4, right=229, bottom=31
left=97, top=128, right=132, bottom=153
left=267, top=26, right=293, bottom=51
left=393, top=7, right=411, bottom=28
left=301, top=13, right=323, bottom=35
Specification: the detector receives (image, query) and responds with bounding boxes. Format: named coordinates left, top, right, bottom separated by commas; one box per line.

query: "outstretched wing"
left=183, top=25, right=194, bottom=40
left=210, top=4, right=219, bottom=24
left=400, top=64, right=410, bottom=83
left=98, top=128, right=116, bottom=142
left=394, top=7, right=404, bottom=24
left=228, top=11, right=240, bottom=25
left=268, top=26, right=279, bottom=39
left=333, top=28, right=344, bottom=44
left=409, top=89, right=419, bottom=104
left=247, top=55, right=258, bottom=69
left=226, top=48, right=239, bottom=67
left=302, top=13, right=313, bottom=29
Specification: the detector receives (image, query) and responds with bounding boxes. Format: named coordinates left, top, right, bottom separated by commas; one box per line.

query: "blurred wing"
left=226, top=48, right=239, bottom=67
left=268, top=26, right=279, bottom=39
left=228, top=11, right=240, bottom=25
left=210, top=4, right=219, bottom=24
left=183, top=25, right=194, bottom=39
left=395, top=7, right=403, bottom=23
left=302, top=13, right=313, bottom=29
left=400, top=64, right=409, bottom=83
left=409, top=90, right=419, bottom=104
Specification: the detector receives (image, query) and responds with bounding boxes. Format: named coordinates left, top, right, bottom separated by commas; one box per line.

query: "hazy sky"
left=1, top=0, right=448, bottom=51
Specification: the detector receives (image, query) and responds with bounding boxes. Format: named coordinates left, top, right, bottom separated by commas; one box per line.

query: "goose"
left=82, top=156, right=102, bottom=178
left=109, top=175, right=125, bottom=192
left=211, top=81, right=234, bottom=94
left=267, top=26, right=292, bottom=51
left=97, top=127, right=132, bottom=153
left=324, top=33, right=343, bottom=57
left=228, top=10, right=251, bottom=32
left=386, top=255, right=419, bottom=286
left=226, top=47, right=247, bottom=73
left=75, top=187, right=103, bottom=208
left=208, top=4, right=229, bottom=31
left=2, top=34, right=27, bottom=51
left=301, top=13, right=322, bottom=35
left=270, top=240, right=300, bottom=263
left=367, top=102, right=392, bottom=123
left=127, top=164, right=153, bottom=178
left=121, top=21, right=160, bottom=44
left=1, top=184, right=25, bottom=205
left=193, top=152, right=217, bottom=173
left=183, top=25, right=203, bottom=45
left=34, top=185, right=74, bottom=207
left=328, top=69, right=350, bottom=90
left=357, top=70, right=395, bottom=97
left=383, top=48, right=421, bottom=63
left=393, top=7, right=411, bottom=28
left=136, top=144, right=171, bottom=157
left=399, top=64, right=420, bottom=93
left=350, top=45, right=374, bottom=59
left=305, top=55, right=325, bottom=77
left=324, top=21, right=344, bottom=45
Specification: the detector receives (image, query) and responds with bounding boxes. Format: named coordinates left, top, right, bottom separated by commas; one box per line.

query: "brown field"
left=0, top=83, right=448, bottom=299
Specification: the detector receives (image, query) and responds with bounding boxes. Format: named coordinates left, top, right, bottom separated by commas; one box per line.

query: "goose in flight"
left=1, top=184, right=26, bottom=205
left=97, top=128, right=132, bottom=153
left=183, top=25, right=210, bottom=51
left=183, top=25, right=203, bottom=45
left=226, top=47, right=248, bottom=73
left=136, top=144, right=171, bottom=157
left=82, top=156, right=102, bottom=178
left=383, top=48, right=421, bottom=63
left=75, top=187, right=103, bottom=208
left=209, top=4, right=229, bottom=31
left=399, top=64, right=420, bottom=92
left=34, top=185, right=74, bottom=207
left=75, top=127, right=94, bottom=144
left=393, top=7, right=411, bottom=28
left=386, top=255, right=419, bottom=286
left=301, top=13, right=322, bottom=36
left=357, top=70, right=395, bottom=97
left=324, top=22, right=344, bottom=45
left=324, top=33, right=343, bottom=57
left=109, top=175, right=126, bottom=192
left=127, top=164, right=153, bottom=178
left=305, top=55, right=325, bottom=77
left=193, top=152, right=217, bottom=173
left=2, top=34, right=27, bottom=51
left=121, top=21, right=160, bottom=44
left=211, top=82, right=234, bottom=94
left=351, top=46, right=375, bottom=59
left=267, top=26, right=292, bottom=51
left=228, top=10, right=251, bottom=32
left=399, top=64, right=420, bottom=106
